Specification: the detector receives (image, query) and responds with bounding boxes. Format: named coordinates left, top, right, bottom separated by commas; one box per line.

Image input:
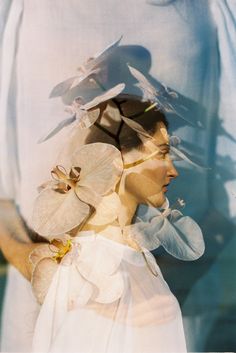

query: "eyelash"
left=160, top=154, right=167, bottom=160
left=158, top=152, right=169, bottom=160
left=143, top=150, right=170, bottom=164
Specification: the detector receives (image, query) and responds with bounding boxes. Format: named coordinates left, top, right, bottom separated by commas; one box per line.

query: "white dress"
left=31, top=229, right=187, bottom=353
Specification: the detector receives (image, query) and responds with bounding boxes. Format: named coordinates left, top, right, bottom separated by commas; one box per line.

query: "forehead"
left=153, top=122, right=169, bottom=145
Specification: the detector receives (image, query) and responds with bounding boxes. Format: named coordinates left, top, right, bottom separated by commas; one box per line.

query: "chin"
left=147, top=192, right=166, bottom=208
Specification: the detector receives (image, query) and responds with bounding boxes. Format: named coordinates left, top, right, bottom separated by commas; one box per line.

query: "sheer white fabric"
left=1, top=266, right=40, bottom=352
left=210, top=0, right=236, bottom=220
left=0, top=0, right=22, bottom=200
left=31, top=232, right=186, bottom=353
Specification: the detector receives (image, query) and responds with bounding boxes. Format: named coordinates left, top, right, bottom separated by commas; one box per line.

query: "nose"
left=167, top=159, right=179, bottom=179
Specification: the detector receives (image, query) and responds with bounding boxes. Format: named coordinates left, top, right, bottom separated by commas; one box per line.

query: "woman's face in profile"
left=124, top=122, right=179, bottom=208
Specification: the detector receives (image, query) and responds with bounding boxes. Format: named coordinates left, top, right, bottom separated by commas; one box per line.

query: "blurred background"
left=1, top=0, right=236, bottom=351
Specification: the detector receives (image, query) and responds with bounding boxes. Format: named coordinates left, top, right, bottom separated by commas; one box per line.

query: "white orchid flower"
left=49, top=36, right=123, bottom=98
left=126, top=202, right=205, bottom=261
left=32, top=143, right=123, bottom=238
left=29, top=233, right=125, bottom=306
left=39, top=83, right=125, bottom=143
left=128, top=65, right=199, bottom=127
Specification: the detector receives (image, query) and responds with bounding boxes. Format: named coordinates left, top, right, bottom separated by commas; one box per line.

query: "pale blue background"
left=1, top=0, right=236, bottom=351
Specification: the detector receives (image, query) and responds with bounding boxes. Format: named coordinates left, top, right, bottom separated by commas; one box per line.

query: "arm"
left=0, top=199, right=43, bottom=280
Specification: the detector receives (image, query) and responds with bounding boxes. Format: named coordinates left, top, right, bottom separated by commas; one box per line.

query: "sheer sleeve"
left=0, top=0, right=23, bottom=200
left=210, top=0, right=236, bottom=221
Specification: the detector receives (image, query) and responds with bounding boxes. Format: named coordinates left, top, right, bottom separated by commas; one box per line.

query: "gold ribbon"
left=123, top=150, right=160, bottom=169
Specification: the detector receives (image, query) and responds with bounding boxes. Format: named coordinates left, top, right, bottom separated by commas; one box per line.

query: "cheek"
left=141, top=160, right=168, bottom=186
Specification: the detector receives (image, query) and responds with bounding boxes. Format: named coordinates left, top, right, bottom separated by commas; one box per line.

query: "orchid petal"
left=69, top=68, right=100, bottom=90
left=78, top=237, right=123, bottom=276
left=128, top=65, right=156, bottom=101
left=32, top=188, right=90, bottom=238
left=93, top=271, right=124, bottom=304
left=29, top=244, right=56, bottom=267
left=169, top=135, right=181, bottom=146
left=155, top=95, right=196, bottom=126
left=31, top=257, right=59, bottom=305
left=81, top=83, right=125, bottom=111
left=121, top=116, right=153, bottom=139
left=132, top=205, right=205, bottom=260
left=98, top=101, right=122, bottom=133
left=76, top=107, right=101, bottom=129
left=128, top=66, right=197, bottom=126
left=49, top=36, right=122, bottom=101
left=75, top=185, right=102, bottom=209
left=88, top=193, right=121, bottom=225
left=68, top=264, right=93, bottom=308
left=38, top=115, right=76, bottom=143
left=37, top=180, right=59, bottom=193
left=83, top=36, right=123, bottom=72
left=49, top=76, right=77, bottom=98
left=153, top=211, right=205, bottom=260
left=170, top=145, right=209, bottom=169
left=72, top=143, right=123, bottom=195
left=78, top=238, right=124, bottom=303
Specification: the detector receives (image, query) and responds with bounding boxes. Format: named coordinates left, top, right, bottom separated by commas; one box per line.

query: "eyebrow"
left=157, top=143, right=170, bottom=151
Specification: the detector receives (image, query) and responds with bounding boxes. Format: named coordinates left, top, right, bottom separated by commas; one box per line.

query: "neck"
left=118, top=190, right=138, bottom=226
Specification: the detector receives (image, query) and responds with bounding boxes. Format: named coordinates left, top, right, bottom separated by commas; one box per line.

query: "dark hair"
left=85, top=96, right=168, bottom=151
left=118, top=97, right=168, bottom=151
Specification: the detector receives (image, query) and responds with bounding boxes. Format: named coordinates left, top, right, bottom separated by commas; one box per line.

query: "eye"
left=157, top=150, right=169, bottom=160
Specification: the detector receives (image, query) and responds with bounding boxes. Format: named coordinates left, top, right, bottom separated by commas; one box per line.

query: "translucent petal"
left=157, top=212, right=205, bottom=260
left=98, top=101, right=122, bottom=135
left=82, top=83, right=125, bottom=111
left=76, top=107, right=101, bottom=129
left=38, top=116, right=76, bottom=143
left=32, top=188, right=90, bottom=238
left=77, top=238, right=124, bottom=303
left=70, top=68, right=100, bottom=89
left=78, top=237, right=123, bottom=276
left=49, top=76, right=77, bottom=98
left=132, top=206, right=205, bottom=260
left=29, top=244, right=56, bottom=267
left=121, top=116, right=153, bottom=139
left=128, top=65, right=156, bottom=101
left=126, top=219, right=162, bottom=251
left=82, top=35, right=123, bottom=72
left=170, top=145, right=209, bottom=169
left=31, top=258, right=59, bottom=304
left=88, top=192, right=121, bottom=225
left=140, top=249, right=160, bottom=277
left=68, top=263, right=93, bottom=308
left=37, top=180, right=58, bottom=193
left=72, top=143, right=123, bottom=195
left=128, top=65, right=195, bottom=126
left=169, top=135, right=181, bottom=147
left=75, top=185, right=102, bottom=208
left=93, top=271, right=124, bottom=304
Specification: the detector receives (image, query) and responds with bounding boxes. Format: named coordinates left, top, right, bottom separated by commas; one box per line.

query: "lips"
left=162, top=183, right=170, bottom=193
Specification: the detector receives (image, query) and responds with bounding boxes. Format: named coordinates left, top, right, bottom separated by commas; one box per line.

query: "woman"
left=0, top=86, right=204, bottom=352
